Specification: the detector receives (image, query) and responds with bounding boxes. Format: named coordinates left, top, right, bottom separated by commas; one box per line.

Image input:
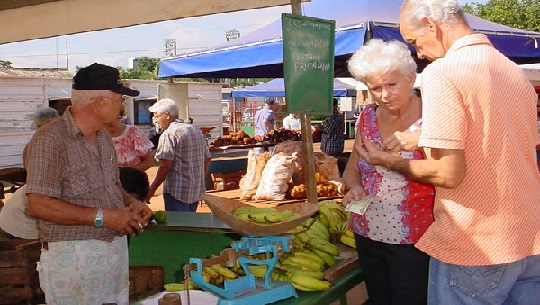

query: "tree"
left=118, top=57, right=159, bottom=80
left=463, top=0, right=540, bottom=32
left=0, top=60, right=12, bottom=68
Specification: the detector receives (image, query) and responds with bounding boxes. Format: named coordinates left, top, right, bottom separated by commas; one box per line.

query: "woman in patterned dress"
left=343, top=39, right=435, bottom=305
left=106, top=109, right=154, bottom=171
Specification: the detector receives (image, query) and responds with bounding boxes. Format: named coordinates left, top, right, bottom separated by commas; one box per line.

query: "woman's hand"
left=356, top=138, right=402, bottom=167
left=342, top=185, right=368, bottom=206
left=382, top=129, right=421, bottom=152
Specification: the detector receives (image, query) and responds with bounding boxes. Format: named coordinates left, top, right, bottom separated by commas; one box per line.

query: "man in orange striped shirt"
left=357, top=0, right=540, bottom=304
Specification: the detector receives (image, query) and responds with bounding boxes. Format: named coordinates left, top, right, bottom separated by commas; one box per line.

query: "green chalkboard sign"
left=282, top=13, right=335, bottom=115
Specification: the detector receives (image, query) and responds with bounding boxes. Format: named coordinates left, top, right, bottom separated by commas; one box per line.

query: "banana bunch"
left=340, top=229, right=356, bottom=249
left=201, top=263, right=239, bottom=286
left=164, top=279, right=194, bottom=292
left=318, top=200, right=350, bottom=234
left=232, top=206, right=301, bottom=224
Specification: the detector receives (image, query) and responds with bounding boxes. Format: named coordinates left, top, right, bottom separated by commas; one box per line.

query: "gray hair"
left=401, top=0, right=467, bottom=31
left=148, top=98, right=179, bottom=117
left=347, top=39, right=417, bottom=84
left=33, top=107, right=59, bottom=128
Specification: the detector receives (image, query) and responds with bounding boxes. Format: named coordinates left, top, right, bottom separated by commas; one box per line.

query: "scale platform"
left=217, top=280, right=296, bottom=305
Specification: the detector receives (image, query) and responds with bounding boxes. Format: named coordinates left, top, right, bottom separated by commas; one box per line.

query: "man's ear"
left=423, top=17, right=437, bottom=33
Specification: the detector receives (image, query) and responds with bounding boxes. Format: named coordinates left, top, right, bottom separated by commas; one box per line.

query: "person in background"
left=106, top=107, right=154, bottom=171
left=0, top=107, right=59, bottom=240
left=282, top=113, right=301, bottom=130
left=320, top=98, right=345, bottom=156
left=119, top=167, right=149, bottom=202
left=25, top=63, right=153, bottom=305
left=147, top=98, right=211, bottom=212
left=343, top=39, right=435, bottom=305
left=358, top=1, right=540, bottom=304
left=254, top=98, right=276, bottom=136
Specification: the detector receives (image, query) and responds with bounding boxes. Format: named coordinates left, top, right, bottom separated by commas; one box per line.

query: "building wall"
left=0, top=77, right=223, bottom=169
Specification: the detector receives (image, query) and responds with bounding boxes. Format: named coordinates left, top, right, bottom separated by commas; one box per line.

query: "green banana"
left=312, top=248, right=336, bottom=267
left=164, top=281, right=194, bottom=292
left=311, top=220, right=330, bottom=240
left=309, top=237, right=340, bottom=256
left=232, top=207, right=278, bottom=216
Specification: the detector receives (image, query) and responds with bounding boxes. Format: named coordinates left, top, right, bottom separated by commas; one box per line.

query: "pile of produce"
left=240, top=144, right=345, bottom=201
left=164, top=200, right=357, bottom=293
left=209, top=130, right=257, bottom=148
left=231, top=206, right=301, bottom=224
left=254, top=127, right=302, bottom=143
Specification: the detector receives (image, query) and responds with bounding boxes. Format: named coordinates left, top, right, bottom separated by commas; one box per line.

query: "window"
left=134, top=98, right=156, bottom=125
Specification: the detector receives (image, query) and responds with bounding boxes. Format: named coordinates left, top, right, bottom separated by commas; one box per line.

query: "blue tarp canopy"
left=232, top=78, right=356, bottom=97
left=158, top=0, right=540, bottom=78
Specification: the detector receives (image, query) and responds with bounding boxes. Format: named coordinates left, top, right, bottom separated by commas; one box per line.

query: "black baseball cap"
left=72, top=63, right=140, bottom=97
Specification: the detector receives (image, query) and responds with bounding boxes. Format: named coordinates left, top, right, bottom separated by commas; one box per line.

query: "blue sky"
left=0, top=0, right=486, bottom=71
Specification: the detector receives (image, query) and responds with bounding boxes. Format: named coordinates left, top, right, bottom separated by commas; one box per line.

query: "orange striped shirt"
left=417, top=34, right=540, bottom=266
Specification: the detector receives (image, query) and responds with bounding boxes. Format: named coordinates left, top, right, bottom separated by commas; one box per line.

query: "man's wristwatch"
left=94, top=208, right=103, bottom=227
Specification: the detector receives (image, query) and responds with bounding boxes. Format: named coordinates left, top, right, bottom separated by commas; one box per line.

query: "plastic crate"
left=129, top=265, right=165, bottom=302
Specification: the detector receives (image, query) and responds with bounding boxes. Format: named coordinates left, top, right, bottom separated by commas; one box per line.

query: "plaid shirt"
left=321, top=111, right=345, bottom=154
left=25, top=107, right=123, bottom=242
left=155, top=120, right=211, bottom=203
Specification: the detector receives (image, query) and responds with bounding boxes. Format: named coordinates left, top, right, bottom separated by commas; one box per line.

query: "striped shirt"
left=416, top=34, right=540, bottom=265
left=25, top=107, right=123, bottom=242
left=155, top=120, right=211, bottom=203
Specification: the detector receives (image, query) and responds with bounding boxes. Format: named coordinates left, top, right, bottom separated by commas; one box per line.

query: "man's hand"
left=382, top=129, right=421, bottom=152
left=342, top=186, right=368, bottom=206
left=355, top=138, right=403, bottom=167
left=103, top=205, right=151, bottom=236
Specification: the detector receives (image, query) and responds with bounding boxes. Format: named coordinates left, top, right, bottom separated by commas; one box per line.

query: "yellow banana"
left=344, top=229, right=355, bottom=238
left=203, top=266, right=220, bottom=280
left=340, top=234, right=356, bottom=249
left=288, top=255, right=324, bottom=271
left=209, top=264, right=238, bottom=279
left=292, top=282, right=319, bottom=291
left=291, top=273, right=331, bottom=291
left=291, top=269, right=325, bottom=280
left=293, top=251, right=326, bottom=266
left=247, top=265, right=268, bottom=278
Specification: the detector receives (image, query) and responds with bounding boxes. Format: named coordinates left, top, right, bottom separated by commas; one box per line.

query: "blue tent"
left=231, top=78, right=356, bottom=97
left=158, top=0, right=540, bottom=78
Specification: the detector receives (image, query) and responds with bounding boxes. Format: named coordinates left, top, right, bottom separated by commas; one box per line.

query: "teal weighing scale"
left=182, top=194, right=320, bottom=305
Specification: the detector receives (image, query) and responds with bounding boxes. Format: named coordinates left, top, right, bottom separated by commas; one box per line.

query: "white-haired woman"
left=147, top=99, right=211, bottom=212
left=343, top=39, right=435, bottom=305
